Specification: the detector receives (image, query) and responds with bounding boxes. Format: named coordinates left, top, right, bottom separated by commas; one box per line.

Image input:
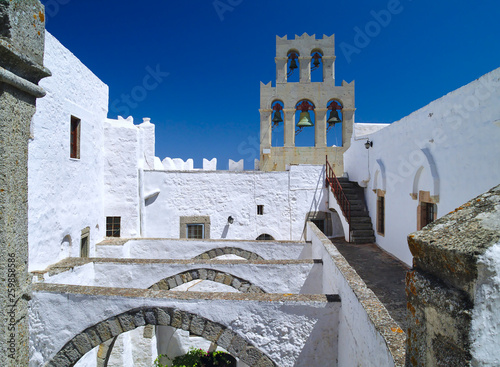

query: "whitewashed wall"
left=29, top=32, right=109, bottom=271
left=344, top=68, right=500, bottom=265
left=143, top=165, right=329, bottom=241
left=306, top=222, right=401, bottom=367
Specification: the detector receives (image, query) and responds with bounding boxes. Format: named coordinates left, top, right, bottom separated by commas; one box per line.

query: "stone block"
left=199, top=269, right=208, bottom=280
left=156, top=308, right=171, bottom=326
left=167, top=277, right=177, bottom=289
left=130, top=309, right=146, bottom=327
left=240, top=346, right=264, bottom=366
left=96, top=323, right=113, bottom=342
left=209, top=250, right=217, bottom=258
left=256, top=355, right=275, bottom=367
left=207, top=269, right=216, bottom=281
left=157, top=279, right=169, bottom=290
left=61, top=342, right=82, bottom=364
left=107, top=317, right=123, bottom=337
left=144, top=309, right=157, bottom=325
left=72, top=333, right=93, bottom=356
left=223, top=274, right=233, bottom=285
left=190, top=315, right=206, bottom=336
left=214, top=272, right=225, bottom=284
left=232, top=278, right=242, bottom=289
left=85, top=327, right=103, bottom=347
left=217, top=329, right=236, bottom=349
left=171, top=309, right=183, bottom=328
left=50, top=353, right=71, bottom=367
left=202, top=321, right=223, bottom=342
left=228, top=334, right=247, bottom=356
left=117, top=313, right=136, bottom=332
left=175, top=274, right=183, bottom=286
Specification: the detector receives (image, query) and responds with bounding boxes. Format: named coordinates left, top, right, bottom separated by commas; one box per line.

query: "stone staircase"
left=337, top=178, right=376, bottom=244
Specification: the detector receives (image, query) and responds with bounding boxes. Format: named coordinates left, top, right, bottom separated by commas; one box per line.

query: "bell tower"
left=259, top=33, right=355, bottom=174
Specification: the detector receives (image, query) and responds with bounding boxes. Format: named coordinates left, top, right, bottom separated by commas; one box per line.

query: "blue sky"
left=41, top=0, right=500, bottom=169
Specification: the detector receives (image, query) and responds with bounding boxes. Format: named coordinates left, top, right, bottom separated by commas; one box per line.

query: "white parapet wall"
left=96, top=239, right=310, bottom=260
left=29, top=32, right=109, bottom=271
left=306, top=222, right=405, bottom=367
left=142, top=165, right=329, bottom=240
left=344, top=68, right=500, bottom=265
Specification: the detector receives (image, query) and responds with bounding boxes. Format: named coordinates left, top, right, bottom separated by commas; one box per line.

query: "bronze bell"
left=272, top=110, right=283, bottom=124
left=297, top=111, right=314, bottom=127
left=327, top=109, right=341, bottom=125
left=289, top=58, right=298, bottom=70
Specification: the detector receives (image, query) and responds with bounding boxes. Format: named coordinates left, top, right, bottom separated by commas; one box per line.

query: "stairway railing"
left=325, top=156, right=351, bottom=242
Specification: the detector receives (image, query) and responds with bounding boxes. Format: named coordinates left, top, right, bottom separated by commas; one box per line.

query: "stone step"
left=352, top=229, right=375, bottom=237
left=351, top=236, right=376, bottom=244
left=350, top=210, right=369, bottom=217
left=351, top=222, right=373, bottom=230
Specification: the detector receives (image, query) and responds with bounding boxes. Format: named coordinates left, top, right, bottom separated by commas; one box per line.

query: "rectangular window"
left=257, top=205, right=264, bottom=215
left=377, top=195, right=385, bottom=235
left=186, top=224, right=204, bottom=239
left=421, top=202, right=436, bottom=228
left=70, top=116, right=81, bottom=159
left=106, top=217, right=121, bottom=237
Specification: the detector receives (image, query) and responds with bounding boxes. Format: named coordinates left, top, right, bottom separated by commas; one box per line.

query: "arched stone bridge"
left=30, top=284, right=340, bottom=367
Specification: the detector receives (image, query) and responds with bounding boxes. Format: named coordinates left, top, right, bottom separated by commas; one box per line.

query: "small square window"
left=186, top=224, right=204, bottom=239
left=106, top=216, right=121, bottom=237
left=257, top=205, right=264, bottom=215
left=70, top=116, right=81, bottom=159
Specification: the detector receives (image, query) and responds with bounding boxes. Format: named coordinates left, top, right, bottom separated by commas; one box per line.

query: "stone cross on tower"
left=259, top=33, right=354, bottom=174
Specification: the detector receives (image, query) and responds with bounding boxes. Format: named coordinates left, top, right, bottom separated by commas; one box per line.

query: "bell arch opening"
left=295, top=100, right=315, bottom=147
left=327, top=99, right=343, bottom=147
left=271, top=100, right=284, bottom=147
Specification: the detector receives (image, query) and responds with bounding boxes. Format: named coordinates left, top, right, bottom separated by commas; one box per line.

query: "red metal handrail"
left=325, top=156, right=351, bottom=242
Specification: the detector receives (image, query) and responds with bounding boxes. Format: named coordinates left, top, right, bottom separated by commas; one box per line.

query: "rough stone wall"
left=0, top=0, right=50, bottom=365
left=406, top=184, right=500, bottom=366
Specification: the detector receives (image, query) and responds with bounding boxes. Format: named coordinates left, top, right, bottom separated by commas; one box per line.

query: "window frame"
left=376, top=190, right=385, bottom=236
left=186, top=223, right=205, bottom=239
left=70, top=115, right=81, bottom=159
left=106, top=216, right=121, bottom=237
left=257, top=205, right=264, bottom=215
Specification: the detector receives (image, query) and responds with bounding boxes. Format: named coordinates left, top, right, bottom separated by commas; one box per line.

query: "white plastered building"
left=27, top=31, right=500, bottom=366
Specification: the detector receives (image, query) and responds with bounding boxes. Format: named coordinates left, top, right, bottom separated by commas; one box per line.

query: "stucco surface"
left=29, top=32, right=109, bottom=271
left=143, top=165, right=328, bottom=240
left=344, top=68, right=500, bottom=265
left=29, top=286, right=339, bottom=367
left=96, top=238, right=308, bottom=260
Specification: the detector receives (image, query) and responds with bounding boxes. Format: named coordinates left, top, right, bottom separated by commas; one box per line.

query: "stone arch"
left=148, top=268, right=266, bottom=293
left=47, top=307, right=277, bottom=367
left=193, top=247, right=265, bottom=261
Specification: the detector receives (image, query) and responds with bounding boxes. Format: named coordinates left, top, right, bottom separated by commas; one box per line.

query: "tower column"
left=342, top=108, right=355, bottom=148
left=299, top=57, right=311, bottom=83
left=323, top=56, right=336, bottom=84
left=315, top=108, right=327, bottom=147
left=275, top=57, right=287, bottom=84
left=284, top=108, right=296, bottom=147
left=259, top=109, right=272, bottom=152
